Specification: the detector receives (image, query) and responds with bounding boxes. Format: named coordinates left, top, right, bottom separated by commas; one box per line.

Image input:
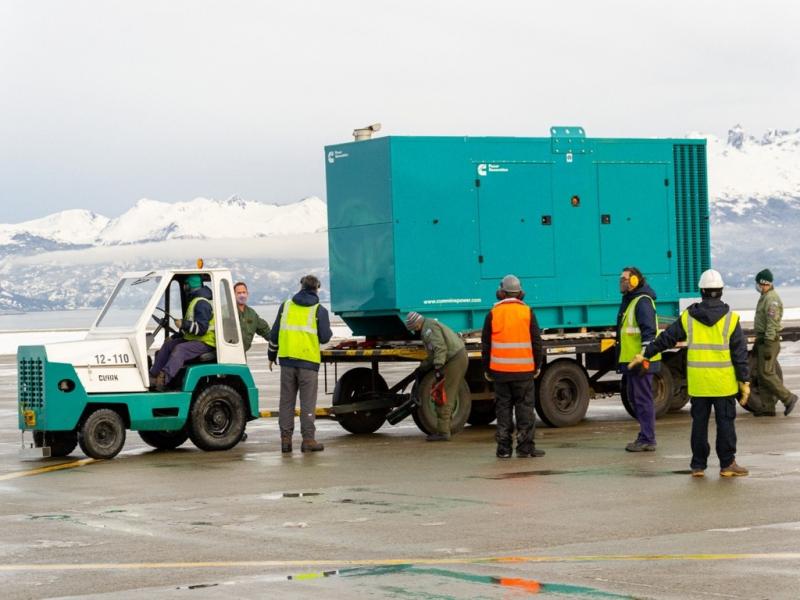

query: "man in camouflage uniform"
left=405, top=312, right=468, bottom=441
left=753, top=269, right=798, bottom=417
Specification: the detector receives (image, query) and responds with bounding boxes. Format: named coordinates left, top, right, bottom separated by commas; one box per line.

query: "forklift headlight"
left=57, top=379, right=76, bottom=392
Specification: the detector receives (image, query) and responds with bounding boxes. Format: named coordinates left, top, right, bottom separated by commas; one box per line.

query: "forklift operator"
left=149, top=274, right=215, bottom=392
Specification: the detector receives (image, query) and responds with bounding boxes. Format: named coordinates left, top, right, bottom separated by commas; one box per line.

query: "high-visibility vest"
left=489, top=298, right=535, bottom=373
left=682, top=309, right=739, bottom=397
left=618, top=295, right=662, bottom=364
left=277, top=300, right=321, bottom=363
left=182, top=297, right=216, bottom=347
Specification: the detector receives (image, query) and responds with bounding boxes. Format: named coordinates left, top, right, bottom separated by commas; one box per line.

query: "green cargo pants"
left=757, top=339, right=792, bottom=411
left=437, top=349, right=469, bottom=436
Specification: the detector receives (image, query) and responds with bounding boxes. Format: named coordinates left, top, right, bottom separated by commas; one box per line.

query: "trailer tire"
left=743, top=350, right=783, bottom=414
left=79, top=409, right=126, bottom=459
left=333, top=368, right=389, bottom=434
left=536, top=360, right=590, bottom=427
left=188, top=384, right=246, bottom=451
left=662, top=352, right=689, bottom=412
left=620, top=369, right=673, bottom=420
left=467, top=401, right=496, bottom=426
left=34, top=431, right=78, bottom=457
left=138, top=429, right=189, bottom=450
left=412, top=374, right=472, bottom=435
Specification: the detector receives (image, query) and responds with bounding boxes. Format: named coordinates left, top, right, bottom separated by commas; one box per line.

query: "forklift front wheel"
left=79, top=409, right=126, bottom=459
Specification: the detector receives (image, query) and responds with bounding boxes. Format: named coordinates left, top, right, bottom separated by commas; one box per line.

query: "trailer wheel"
left=34, top=431, right=78, bottom=457
left=332, top=368, right=389, bottom=434
left=138, top=429, right=189, bottom=450
left=662, top=352, right=689, bottom=412
left=411, top=373, right=472, bottom=435
left=467, top=401, right=496, bottom=426
left=188, top=384, right=246, bottom=451
left=620, top=369, right=673, bottom=419
left=79, top=409, right=126, bottom=459
left=536, top=360, right=590, bottom=427
left=743, top=350, right=783, bottom=414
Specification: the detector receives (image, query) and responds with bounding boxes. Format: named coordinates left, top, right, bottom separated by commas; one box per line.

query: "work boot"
left=426, top=433, right=450, bottom=442
left=691, top=469, right=705, bottom=478
left=720, top=462, right=749, bottom=477
left=496, top=447, right=512, bottom=459
left=518, top=448, right=546, bottom=458
left=784, top=394, right=798, bottom=416
left=301, top=439, right=324, bottom=452
left=240, top=431, right=248, bottom=442
left=150, top=372, right=167, bottom=392
left=625, top=441, right=656, bottom=452
left=281, top=436, right=292, bottom=454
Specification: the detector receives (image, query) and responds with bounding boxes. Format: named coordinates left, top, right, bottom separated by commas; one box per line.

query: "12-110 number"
left=94, top=353, right=130, bottom=365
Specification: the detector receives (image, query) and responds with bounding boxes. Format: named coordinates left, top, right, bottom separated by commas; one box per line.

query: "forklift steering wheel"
left=151, top=306, right=180, bottom=337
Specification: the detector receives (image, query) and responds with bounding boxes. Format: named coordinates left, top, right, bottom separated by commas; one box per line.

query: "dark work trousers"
left=150, top=337, right=214, bottom=384
left=494, top=377, right=536, bottom=454
left=279, top=366, right=319, bottom=440
left=624, top=371, right=656, bottom=445
left=757, top=339, right=792, bottom=411
left=690, top=396, right=737, bottom=470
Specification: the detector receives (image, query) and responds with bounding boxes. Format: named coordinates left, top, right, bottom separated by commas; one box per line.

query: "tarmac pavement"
left=2, top=345, right=800, bottom=599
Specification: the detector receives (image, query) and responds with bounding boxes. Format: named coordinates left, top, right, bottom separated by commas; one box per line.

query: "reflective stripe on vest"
left=682, top=310, right=738, bottom=397
left=182, top=297, right=216, bottom=348
left=618, top=295, right=662, bottom=364
left=489, top=299, right=535, bottom=373
left=277, top=300, right=321, bottom=363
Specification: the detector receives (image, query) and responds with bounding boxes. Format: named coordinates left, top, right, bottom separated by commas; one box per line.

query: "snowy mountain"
left=1, top=126, right=799, bottom=313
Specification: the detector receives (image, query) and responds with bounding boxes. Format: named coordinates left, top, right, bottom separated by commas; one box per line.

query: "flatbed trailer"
left=321, top=324, right=800, bottom=434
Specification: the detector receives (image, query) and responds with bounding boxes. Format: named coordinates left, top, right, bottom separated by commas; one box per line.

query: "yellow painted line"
left=259, top=408, right=331, bottom=419
left=0, top=458, right=97, bottom=481
left=1, top=552, right=799, bottom=572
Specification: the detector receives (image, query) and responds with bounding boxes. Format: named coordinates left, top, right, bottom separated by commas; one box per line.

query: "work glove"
left=627, top=353, right=650, bottom=372
left=738, top=381, right=751, bottom=407
left=268, top=360, right=275, bottom=372
left=434, top=368, right=444, bottom=382
left=174, top=318, right=183, bottom=330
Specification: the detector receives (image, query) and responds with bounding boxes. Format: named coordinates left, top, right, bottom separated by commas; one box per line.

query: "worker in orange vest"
left=481, top=274, right=544, bottom=458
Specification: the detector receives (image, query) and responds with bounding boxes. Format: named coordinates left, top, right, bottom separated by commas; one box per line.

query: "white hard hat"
left=698, top=269, right=725, bottom=289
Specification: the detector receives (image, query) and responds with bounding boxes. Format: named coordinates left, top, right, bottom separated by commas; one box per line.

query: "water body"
left=0, top=288, right=797, bottom=333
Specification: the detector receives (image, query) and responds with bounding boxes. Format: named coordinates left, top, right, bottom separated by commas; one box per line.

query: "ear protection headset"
left=623, top=266, right=643, bottom=290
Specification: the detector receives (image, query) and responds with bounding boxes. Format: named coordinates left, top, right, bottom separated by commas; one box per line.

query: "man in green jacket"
left=406, top=312, right=468, bottom=442
left=234, top=281, right=270, bottom=353
left=753, top=269, right=798, bottom=417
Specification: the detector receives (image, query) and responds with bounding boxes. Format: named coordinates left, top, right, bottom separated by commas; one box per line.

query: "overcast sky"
left=1, top=0, right=798, bottom=223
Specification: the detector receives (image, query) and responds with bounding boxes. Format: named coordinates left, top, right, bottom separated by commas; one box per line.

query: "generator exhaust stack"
left=353, top=123, right=381, bottom=141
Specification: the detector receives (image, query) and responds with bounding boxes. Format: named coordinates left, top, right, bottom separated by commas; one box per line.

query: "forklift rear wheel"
left=34, top=430, right=78, bottom=457
left=138, top=429, right=189, bottom=450
left=333, top=368, right=389, bottom=434
left=411, top=374, right=472, bottom=435
left=79, top=409, right=126, bottom=459
left=188, top=384, right=246, bottom=451
left=536, top=360, right=590, bottom=427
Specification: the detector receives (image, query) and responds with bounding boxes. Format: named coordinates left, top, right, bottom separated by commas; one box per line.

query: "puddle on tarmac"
left=29, top=514, right=73, bottom=521
left=336, top=499, right=391, bottom=506
left=478, top=470, right=572, bottom=479
left=283, top=492, right=322, bottom=498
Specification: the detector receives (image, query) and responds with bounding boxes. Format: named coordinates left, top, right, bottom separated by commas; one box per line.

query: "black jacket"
left=481, top=301, right=544, bottom=382
left=178, top=285, right=213, bottom=338
left=644, top=298, right=749, bottom=384
left=267, top=289, right=333, bottom=372
left=616, top=283, right=661, bottom=374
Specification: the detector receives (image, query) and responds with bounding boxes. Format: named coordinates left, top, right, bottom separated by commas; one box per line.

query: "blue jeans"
left=690, top=396, right=737, bottom=470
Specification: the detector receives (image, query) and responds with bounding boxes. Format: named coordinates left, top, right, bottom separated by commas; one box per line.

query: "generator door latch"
left=478, top=255, right=484, bottom=264
left=541, top=215, right=552, bottom=226
left=601, top=214, right=611, bottom=224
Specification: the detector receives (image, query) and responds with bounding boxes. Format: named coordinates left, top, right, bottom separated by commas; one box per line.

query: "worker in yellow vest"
left=629, top=269, right=751, bottom=478
left=150, top=274, right=215, bottom=391
left=481, top=274, right=544, bottom=458
left=616, top=266, right=660, bottom=452
left=268, top=275, right=333, bottom=453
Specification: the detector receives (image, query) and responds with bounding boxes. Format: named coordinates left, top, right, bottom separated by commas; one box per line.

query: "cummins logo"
left=476, top=163, right=509, bottom=176
left=327, top=150, right=349, bottom=164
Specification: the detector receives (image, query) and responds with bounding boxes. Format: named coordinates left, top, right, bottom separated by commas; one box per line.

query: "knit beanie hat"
left=755, top=269, right=773, bottom=284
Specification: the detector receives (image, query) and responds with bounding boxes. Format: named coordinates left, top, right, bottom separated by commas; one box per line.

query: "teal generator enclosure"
left=324, top=127, right=710, bottom=337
